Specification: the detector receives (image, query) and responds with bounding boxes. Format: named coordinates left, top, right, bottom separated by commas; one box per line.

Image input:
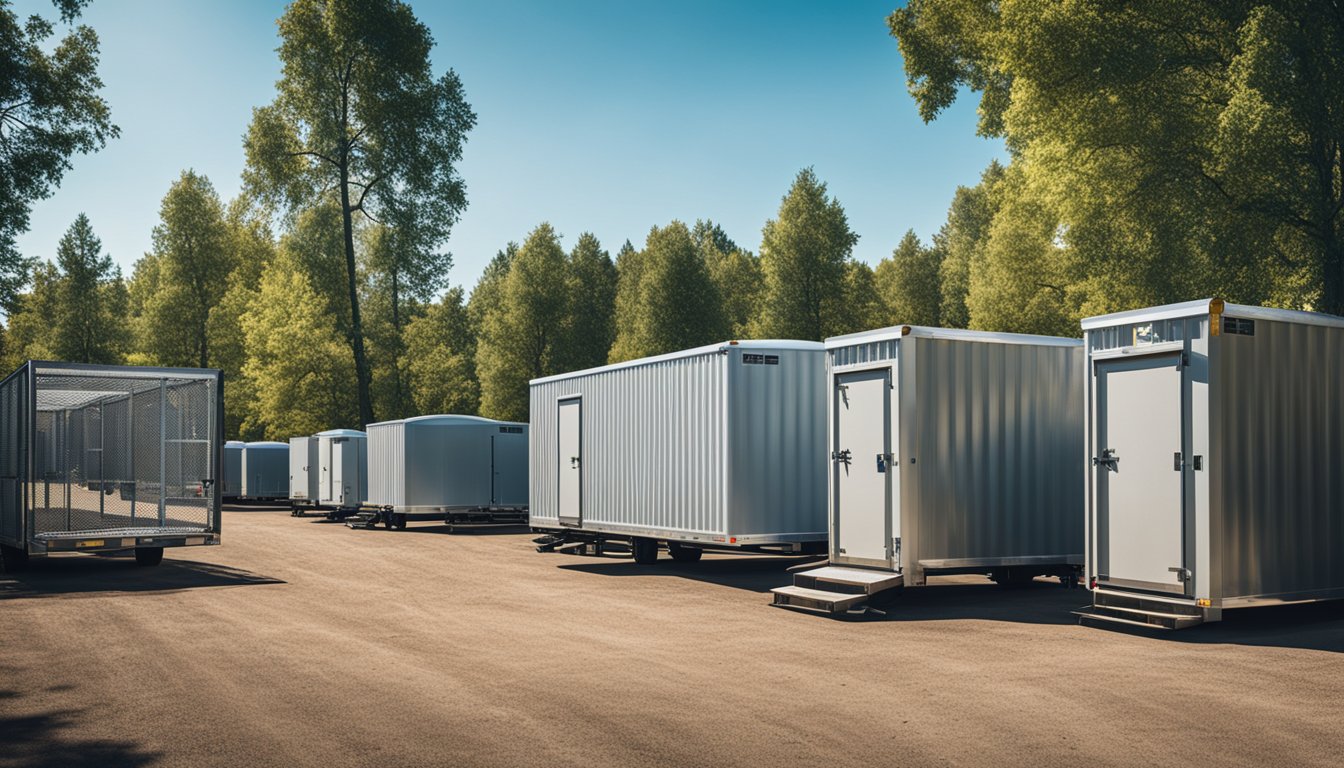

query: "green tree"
left=875, top=230, right=942, bottom=327
left=753, top=168, right=859, bottom=340
left=694, top=220, right=760, bottom=339
left=476, top=224, right=568, bottom=422
left=610, top=221, right=724, bottom=361
left=1, top=261, right=60, bottom=368
left=52, top=213, right=126, bottom=363
left=208, top=203, right=276, bottom=438
left=607, top=239, right=644, bottom=362
left=468, top=242, right=516, bottom=334
left=244, top=0, right=476, bottom=427
left=0, top=0, right=118, bottom=311
left=562, top=232, right=616, bottom=370
left=934, top=161, right=1004, bottom=328
left=137, top=171, right=233, bottom=368
left=839, top=260, right=884, bottom=335
left=403, top=286, right=477, bottom=415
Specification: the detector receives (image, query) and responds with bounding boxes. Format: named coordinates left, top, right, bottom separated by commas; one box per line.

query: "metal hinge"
left=1169, top=567, right=1190, bottom=583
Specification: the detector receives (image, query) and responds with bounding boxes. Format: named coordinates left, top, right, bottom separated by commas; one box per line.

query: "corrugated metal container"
left=824, top=327, right=1084, bottom=584
left=241, top=441, right=289, bottom=500
left=365, top=415, right=528, bottom=513
left=314, top=429, right=366, bottom=508
left=288, top=436, right=316, bottom=502
left=1082, top=299, right=1344, bottom=623
left=529, top=340, right=827, bottom=548
left=223, top=441, right=244, bottom=499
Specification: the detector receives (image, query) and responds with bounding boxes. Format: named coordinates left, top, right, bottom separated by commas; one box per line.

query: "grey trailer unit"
left=356, top=415, right=528, bottom=530
left=223, top=440, right=244, bottom=500
left=1076, top=299, right=1344, bottom=629
left=315, top=429, right=366, bottom=513
left=772, top=327, right=1084, bottom=613
left=241, top=441, right=288, bottom=501
left=0, top=361, right=222, bottom=572
left=288, top=435, right=318, bottom=514
left=529, top=340, right=828, bottom=564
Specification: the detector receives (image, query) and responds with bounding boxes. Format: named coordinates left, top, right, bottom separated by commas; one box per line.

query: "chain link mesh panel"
left=0, top=370, right=26, bottom=544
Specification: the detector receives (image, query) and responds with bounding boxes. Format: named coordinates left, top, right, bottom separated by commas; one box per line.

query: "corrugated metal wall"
left=366, top=421, right=405, bottom=507
left=904, top=337, right=1085, bottom=567
left=1213, top=318, right=1344, bottom=600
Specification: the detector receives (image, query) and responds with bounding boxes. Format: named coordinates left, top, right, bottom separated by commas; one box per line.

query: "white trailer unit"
left=241, top=441, right=289, bottom=501
left=287, top=435, right=317, bottom=514
left=315, top=429, right=366, bottom=511
left=223, top=440, right=244, bottom=500
left=529, top=340, right=828, bottom=564
left=772, top=326, right=1085, bottom=613
left=1075, top=299, right=1344, bottom=629
left=358, top=415, right=528, bottom=530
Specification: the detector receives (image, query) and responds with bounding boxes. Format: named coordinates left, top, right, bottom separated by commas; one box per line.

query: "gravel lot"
left=1, top=506, right=1341, bottom=768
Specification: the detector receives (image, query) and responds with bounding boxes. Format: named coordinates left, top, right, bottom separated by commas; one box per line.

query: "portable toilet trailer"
left=314, top=429, right=366, bottom=514
left=241, top=441, right=289, bottom=501
left=288, top=435, right=318, bottom=514
left=529, top=340, right=828, bottom=564
left=359, top=416, right=528, bottom=530
left=1074, top=299, right=1344, bottom=629
left=771, top=326, right=1085, bottom=614
left=223, top=440, right=244, bottom=500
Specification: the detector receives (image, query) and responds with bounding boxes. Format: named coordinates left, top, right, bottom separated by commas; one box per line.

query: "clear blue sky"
left=15, top=0, right=1004, bottom=292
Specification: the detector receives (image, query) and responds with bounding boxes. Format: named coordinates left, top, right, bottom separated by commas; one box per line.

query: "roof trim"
left=366, top=414, right=527, bottom=429
left=530, top=339, right=824, bottom=385
left=1081, top=299, right=1344, bottom=331
left=825, top=325, right=1081, bottom=349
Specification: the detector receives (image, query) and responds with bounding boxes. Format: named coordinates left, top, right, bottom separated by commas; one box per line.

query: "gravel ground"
left=1, top=505, right=1341, bottom=768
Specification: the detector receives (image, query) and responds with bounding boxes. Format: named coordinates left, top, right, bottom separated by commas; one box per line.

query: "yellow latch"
left=1209, top=298, right=1224, bottom=337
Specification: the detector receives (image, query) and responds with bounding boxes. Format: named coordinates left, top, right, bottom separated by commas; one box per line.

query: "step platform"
left=771, top=565, right=904, bottom=614
left=1073, top=588, right=1205, bottom=630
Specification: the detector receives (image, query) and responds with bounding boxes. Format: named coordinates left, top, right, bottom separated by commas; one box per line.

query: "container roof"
left=1080, top=299, right=1344, bottom=331
left=825, top=325, right=1081, bottom=349
left=225, top=440, right=246, bottom=447
left=367, top=414, right=527, bottom=429
left=529, top=339, right=825, bottom=385
left=314, top=428, right=366, bottom=438
left=244, top=441, right=289, bottom=450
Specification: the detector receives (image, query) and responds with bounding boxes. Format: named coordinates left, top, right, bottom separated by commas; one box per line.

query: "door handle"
left=1091, top=448, right=1119, bottom=471
left=1173, top=452, right=1183, bottom=471
left=832, top=449, right=852, bottom=466
left=570, top=456, right=580, bottom=467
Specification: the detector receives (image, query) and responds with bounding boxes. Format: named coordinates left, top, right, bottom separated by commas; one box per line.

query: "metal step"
left=792, top=566, right=904, bottom=595
left=770, top=585, right=869, bottom=614
left=1076, top=600, right=1205, bottom=631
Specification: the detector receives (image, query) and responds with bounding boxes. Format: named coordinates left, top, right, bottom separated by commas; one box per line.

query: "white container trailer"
left=287, top=435, right=317, bottom=514
left=361, top=415, right=528, bottom=530
left=223, top=440, right=244, bottom=500
left=1075, top=299, right=1344, bottom=629
left=241, top=441, right=289, bottom=501
left=529, top=340, right=828, bottom=564
left=772, top=326, right=1085, bottom=613
left=315, top=429, right=366, bottom=511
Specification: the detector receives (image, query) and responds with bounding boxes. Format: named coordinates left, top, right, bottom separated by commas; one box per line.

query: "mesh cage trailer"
left=1077, top=299, right=1344, bottom=629
left=529, top=340, right=828, bottom=564
left=0, top=361, right=222, bottom=571
left=772, top=327, right=1084, bottom=614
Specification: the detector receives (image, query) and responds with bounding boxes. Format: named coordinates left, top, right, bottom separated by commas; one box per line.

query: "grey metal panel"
left=241, top=442, right=289, bottom=499
left=529, top=342, right=826, bottom=544
left=899, top=335, right=1085, bottom=579
left=224, top=441, right=244, bottom=498
left=365, top=416, right=527, bottom=511
left=1081, top=298, right=1344, bottom=331
left=314, top=431, right=366, bottom=507
left=1211, top=316, right=1344, bottom=602
left=286, top=437, right=310, bottom=501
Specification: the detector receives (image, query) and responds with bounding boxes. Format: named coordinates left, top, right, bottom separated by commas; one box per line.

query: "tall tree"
left=694, top=220, right=760, bottom=339
left=138, top=171, right=232, bottom=368
left=52, top=213, right=125, bottom=363
left=875, top=230, right=942, bottom=327
left=562, top=232, right=616, bottom=370
left=476, top=224, right=569, bottom=422
left=0, top=0, right=118, bottom=311
left=244, top=0, right=476, bottom=427
left=208, top=202, right=276, bottom=438
left=403, top=286, right=477, bottom=416
left=934, top=161, right=1004, bottom=328
left=607, top=239, right=644, bottom=362
left=0, top=261, right=59, bottom=369
left=839, top=260, right=884, bottom=335
left=753, top=168, right=859, bottom=340
left=468, top=242, right=516, bottom=334
left=610, top=221, right=724, bottom=361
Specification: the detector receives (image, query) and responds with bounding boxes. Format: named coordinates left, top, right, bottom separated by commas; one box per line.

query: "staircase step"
left=793, top=566, right=903, bottom=595
left=1074, top=606, right=1203, bottom=631
left=770, top=585, right=869, bottom=614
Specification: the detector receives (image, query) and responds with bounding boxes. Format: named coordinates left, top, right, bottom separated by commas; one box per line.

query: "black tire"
left=666, top=542, right=703, bottom=563
left=0, top=543, right=29, bottom=574
left=631, top=537, right=658, bottom=565
left=134, top=547, right=164, bottom=567
left=394, top=515, right=407, bottom=530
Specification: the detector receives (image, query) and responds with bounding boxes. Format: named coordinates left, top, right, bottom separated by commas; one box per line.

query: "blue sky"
left=14, top=0, right=1004, bottom=291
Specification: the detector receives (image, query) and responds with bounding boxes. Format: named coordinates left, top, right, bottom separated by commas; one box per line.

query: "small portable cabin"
left=1077, top=299, right=1344, bottom=628
left=240, top=441, right=289, bottom=501
left=314, top=429, right=366, bottom=510
left=772, top=327, right=1084, bottom=613
left=223, top=440, right=244, bottom=499
left=0, top=361, right=222, bottom=571
left=529, top=340, right=828, bottom=564
left=288, top=435, right=316, bottom=506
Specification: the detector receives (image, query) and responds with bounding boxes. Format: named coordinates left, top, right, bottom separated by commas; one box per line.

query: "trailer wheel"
left=134, top=547, right=164, bottom=567
left=394, top=514, right=407, bottom=531
left=631, top=537, right=658, bottom=565
left=666, top=542, right=703, bottom=562
left=992, top=567, right=1037, bottom=587
left=0, top=544, right=29, bottom=573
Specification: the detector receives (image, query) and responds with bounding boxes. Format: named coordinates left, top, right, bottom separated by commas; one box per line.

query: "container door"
left=492, top=430, right=527, bottom=507
left=557, top=398, right=582, bottom=526
left=834, top=369, right=893, bottom=567
left=1095, top=354, right=1188, bottom=594
left=319, top=438, right=333, bottom=504
left=331, top=440, right=346, bottom=506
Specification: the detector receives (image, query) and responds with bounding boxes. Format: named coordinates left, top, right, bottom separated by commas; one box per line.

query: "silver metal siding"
left=902, top=337, right=1084, bottom=572
left=1212, top=318, right=1344, bottom=601
left=366, top=421, right=405, bottom=507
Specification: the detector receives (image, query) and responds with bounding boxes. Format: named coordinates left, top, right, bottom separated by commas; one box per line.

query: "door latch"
left=1169, top=567, right=1190, bottom=583
left=1092, top=448, right=1119, bottom=471
left=1173, top=452, right=1183, bottom=471
left=832, top=449, right=852, bottom=466
left=876, top=453, right=888, bottom=473
left=569, top=456, right=580, bottom=467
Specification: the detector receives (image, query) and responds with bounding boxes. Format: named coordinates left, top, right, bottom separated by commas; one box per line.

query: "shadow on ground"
left=1086, top=600, right=1344, bottom=653
left=223, top=502, right=292, bottom=513
left=557, top=554, right=824, bottom=595
left=340, top=523, right=534, bottom=536
left=0, top=556, right=284, bottom=600
left=0, top=689, right=159, bottom=767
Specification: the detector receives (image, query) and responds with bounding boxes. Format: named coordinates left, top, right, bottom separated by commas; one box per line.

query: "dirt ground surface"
left=2, top=506, right=1342, bottom=768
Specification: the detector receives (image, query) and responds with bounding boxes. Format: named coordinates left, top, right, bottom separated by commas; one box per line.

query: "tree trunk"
left=339, top=161, right=376, bottom=428
left=390, top=268, right=405, bottom=419
left=199, top=319, right=208, bottom=370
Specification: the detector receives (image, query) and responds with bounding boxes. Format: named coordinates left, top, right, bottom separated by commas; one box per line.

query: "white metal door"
left=1097, top=355, right=1186, bottom=593
left=557, top=399, right=581, bottom=526
left=834, top=369, right=892, bottom=566
left=318, top=437, right=333, bottom=504
left=331, top=440, right=346, bottom=506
